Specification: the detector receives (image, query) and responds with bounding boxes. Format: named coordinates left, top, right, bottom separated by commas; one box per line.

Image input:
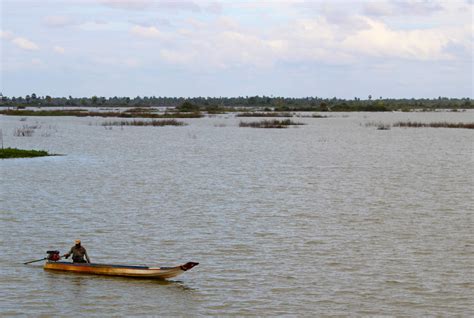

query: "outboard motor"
left=46, top=250, right=61, bottom=262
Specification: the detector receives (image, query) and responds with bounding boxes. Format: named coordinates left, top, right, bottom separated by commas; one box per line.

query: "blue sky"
left=1, top=0, right=472, bottom=98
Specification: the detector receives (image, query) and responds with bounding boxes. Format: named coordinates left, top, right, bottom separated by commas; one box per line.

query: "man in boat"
left=63, top=240, right=91, bottom=263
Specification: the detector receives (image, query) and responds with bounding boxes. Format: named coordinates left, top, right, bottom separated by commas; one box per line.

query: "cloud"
left=363, top=0, right=443, bottom=16
left=341, top=18, right=464, bottom=60
left=100, top=0, right=152, bottom=10
left=0, top=30, right=14, bottom=40
left=363, top=1, right=395, bottom=16
left=53, top=46, right=66, bottom=54
left=215, top=17, right=240, bottom=30
left=43, top=15, right=78, bottom=27
left=128, top=17, right=172, bottom=28
left=155, top=26, right=294, bottom=69
left=12, top=37, right=39, bottom=51
left=157, top=0, right=201, bottom=12
left=140, top=12, right=470, bottom=71
left=130, top=25, right=164, bottom=38
left=1, top=30, right=39, bottom=51
left=205, top=1, right=223, bottom=14
left=99, top=0, right=218, bottom=13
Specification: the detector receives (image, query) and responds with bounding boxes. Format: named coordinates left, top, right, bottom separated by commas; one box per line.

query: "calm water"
left=1, top=111, right=473, bottom=316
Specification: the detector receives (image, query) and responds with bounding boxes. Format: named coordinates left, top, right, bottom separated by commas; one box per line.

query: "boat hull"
left=44, top=261, right=198, bottom=279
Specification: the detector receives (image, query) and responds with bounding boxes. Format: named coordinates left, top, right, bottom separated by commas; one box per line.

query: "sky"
left=0, top=0, right=472, bottom=98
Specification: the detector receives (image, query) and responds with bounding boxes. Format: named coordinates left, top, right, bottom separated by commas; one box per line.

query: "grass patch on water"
left=236, top=112, right=293, bottom=118
left=102, top=119, right=186, bottom=126
left=239, top=119, right=305, bottom=128
left=394, top=121, right=474, bottom=129
left=0, top=109, right=202, bottom=118
left=0, top=147, right=52, bottom=159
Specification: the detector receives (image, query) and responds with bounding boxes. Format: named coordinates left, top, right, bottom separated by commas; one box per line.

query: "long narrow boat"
left=44, top=261, right=198, bottom=279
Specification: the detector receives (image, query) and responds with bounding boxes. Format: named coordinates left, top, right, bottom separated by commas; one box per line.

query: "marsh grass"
left=0, top=109, right=202, bottom=118
left=236, top=112, right=293, bottom=117
left=102, top=119, right=186, bottom=127
left=394, top=121, right=474, bottom=129
left=14, top=124, right=41, bottom=136
left=239, top=119, right=304, bottom=128
left=294, top=113, right=328, bottom=118
left=125, top=107, right=159, bottom=113
left=365, top=121, right=391, bottom=130
left=364, top=121, right=474, bottom=130
left=0, top=147, right=51, bottom=159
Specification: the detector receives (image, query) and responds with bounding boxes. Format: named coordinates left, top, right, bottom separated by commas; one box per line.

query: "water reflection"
left=43, top=270, right=196, bottom=291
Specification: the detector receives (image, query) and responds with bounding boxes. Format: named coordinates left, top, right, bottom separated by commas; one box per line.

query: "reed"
left=365, top=121, right=390, bottom=130
left=14, top=124, right=41, bottom=137
left=236, top=112, right=293, bottom=117
left=239, top=119, right=304, bottom=128
left=393, top=121, right=474, bottom=129
left=125, top=107, right=158, bottom=113
left=0, top=109, right=202, bottom=118
left=102, top=119, right=186, bottom=126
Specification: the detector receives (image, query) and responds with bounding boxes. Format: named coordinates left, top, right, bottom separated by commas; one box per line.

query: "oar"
left=24, top=257, right=47, bottom=265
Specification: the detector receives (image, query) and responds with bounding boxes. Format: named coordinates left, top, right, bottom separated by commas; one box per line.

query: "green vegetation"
left=176, top=101, right=200, bottom=112
left=102, top=119, right=186, bottom=126
left=239, top=119, right=305, bottom=128
left=365, top=121, right=474, bottom=130
left=0, top=147, right=52, bottom=159
left=0, top=93, right=471, bottom=112
left=393, top=121, right=474, bottom=129
left=125, top=107, right=159, bottom=113
left=0, top=109, right=202, bottom=118
left=236, top=112, right=293, bottom=117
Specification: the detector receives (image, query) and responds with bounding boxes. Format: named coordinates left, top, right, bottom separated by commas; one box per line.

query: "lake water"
left=1, top=111, right=473, bottom=316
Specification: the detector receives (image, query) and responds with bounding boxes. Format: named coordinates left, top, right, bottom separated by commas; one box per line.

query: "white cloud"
left=2, top=30, right=40, bottom=51
left=363, top=0, right=443, bottom=17
left=142, top=11, right=471, bottom=70
left=130, top=25, right=164, bottom=38
left=205, top=1, right=223, bottom=14
left=99, top=0, right=218, bottom=13
left=41, top=1, right=467, bottom=71
left=0, top=30, right=14, bottom=40
left=100, top=0, right=152, bottom=10
left=215, top=16, right=240, bottom=30
left=12, top=37, right=39, bottom=51
left=53, top=46, right=66, bottom=54
left=156, top=0, right=201, bottom=12
left=341, top=18, right=464, bottom=60
left=44, top=15, right=77, bottom=27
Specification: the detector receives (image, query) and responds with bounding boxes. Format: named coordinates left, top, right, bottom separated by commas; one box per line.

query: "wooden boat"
left=44, top=261, right=198, bottom=279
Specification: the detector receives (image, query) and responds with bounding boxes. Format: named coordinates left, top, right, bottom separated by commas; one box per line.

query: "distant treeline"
left=0, top=93, right=471, bottom=111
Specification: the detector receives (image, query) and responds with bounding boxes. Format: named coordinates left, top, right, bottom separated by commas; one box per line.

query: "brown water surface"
left=1, top=111, right=473, bottom=316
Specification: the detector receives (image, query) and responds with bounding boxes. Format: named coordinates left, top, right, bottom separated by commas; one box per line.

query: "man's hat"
left=75, top=239, right=81, bottom=244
